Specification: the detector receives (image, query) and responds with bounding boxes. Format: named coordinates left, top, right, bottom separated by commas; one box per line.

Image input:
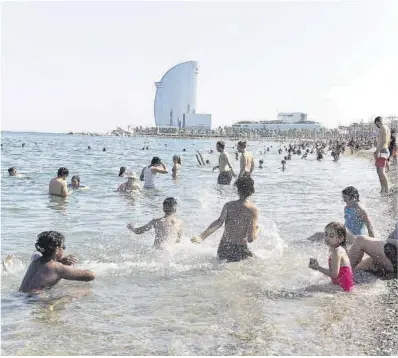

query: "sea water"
left=1, top=132, right=397, bottom=355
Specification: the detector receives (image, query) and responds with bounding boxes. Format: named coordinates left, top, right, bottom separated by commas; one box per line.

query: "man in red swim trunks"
left=374, top=116, right=391, bottom=194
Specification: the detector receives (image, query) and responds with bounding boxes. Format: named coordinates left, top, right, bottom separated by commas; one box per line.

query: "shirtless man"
left=127, top=197, right=183, bottom=249
left=374, top=116, right=391, bottom=194
left=192, top=177, right=259, bottom=262
left=236, top=141, right=254, bottom=180
left=19, top=231, right=95, bottom=293
left=212, top=141, right=236, bottom=185
left=49, top=167, right=70, bottom=197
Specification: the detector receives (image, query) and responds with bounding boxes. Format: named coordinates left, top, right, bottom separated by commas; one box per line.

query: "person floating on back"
left=192, top=177, right=259, bottom=262
left=309, top=222, right=354, bottom=292
left=19, top=231, right=95, bottom=293
left=49, top=167, right=70, bottom=197
left=127, top=197, right=183, bottom=249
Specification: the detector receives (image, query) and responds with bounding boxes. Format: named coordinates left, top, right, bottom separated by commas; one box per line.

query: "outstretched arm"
left=56, top=263, right=95, bottom=281
left=127, top=220, right=154, bottom=235
left=193, top=204, right=228, bottom=242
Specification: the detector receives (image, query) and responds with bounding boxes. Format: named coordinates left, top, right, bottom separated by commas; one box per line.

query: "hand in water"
left=308, top=258, right=319, bottom=270
left=59, top=255, right=78, bottom=266
left=127, top=222, right=134, bottom=231
left=191, top=236, right=203, bottom=244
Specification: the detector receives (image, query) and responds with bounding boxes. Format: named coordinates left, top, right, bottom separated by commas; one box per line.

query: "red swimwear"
left=328, top=257, right=354, bottom=292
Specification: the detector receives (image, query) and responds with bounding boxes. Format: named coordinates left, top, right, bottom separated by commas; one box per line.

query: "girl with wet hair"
left=19, top=231, right=95, bottom=293
left=342, top=186, right=374, bottom=237
left=309, top=222, right=354, bottom=292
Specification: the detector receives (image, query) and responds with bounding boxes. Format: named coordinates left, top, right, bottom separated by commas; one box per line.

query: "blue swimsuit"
left=344, top=207, right=366, bottom=235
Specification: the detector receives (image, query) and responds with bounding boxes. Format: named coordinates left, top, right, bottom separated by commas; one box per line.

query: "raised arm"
left=193, top=204, right=228, bottom=242
left=56, top=263, right=95, bottom=281
left=152, top=165, right=168, bottom=174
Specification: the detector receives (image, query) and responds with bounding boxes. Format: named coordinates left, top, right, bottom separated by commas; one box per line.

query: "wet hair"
left=235, top=177, right=255, bottom=198
left=103, top=148, right=106, bottom=152
left=8, top=167, right=16, bottom=175
left=119, top=167, right=126, bottom=177
left=259, top=159, right=264, bottom=164
left=163, top=197, right=177, bottom=213
left=151, top=157, right=161, bottom=166
left=72, top=175, right=80, bottom=184
left=325, top=222, right=347, bottom=249
left=374, top=116, right=382, bottom=124
left=173, top=155, right=181, bottom=164
left=342, top=186, right=360, bottom=202
left=57, top=167, right=69, bottom=177
left=217, top=141, right=225, bottom=149
left=35, top=231, right=65, bottom=262
left=237, top=141, right=247, bottom=148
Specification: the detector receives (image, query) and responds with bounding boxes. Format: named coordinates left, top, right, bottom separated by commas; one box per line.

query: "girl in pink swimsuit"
left=309, top=222, right=354, bottom=292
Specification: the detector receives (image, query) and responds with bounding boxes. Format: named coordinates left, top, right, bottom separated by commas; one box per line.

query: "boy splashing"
left=127, top=197, right=183, bottom=249
left=192, top=177, right=259, bottom=262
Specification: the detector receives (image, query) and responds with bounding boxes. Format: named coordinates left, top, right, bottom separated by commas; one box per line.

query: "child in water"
left=68, top=175, right=87, bottom=189
left=127, top=197, right=183, bottom=249
left=19, top=231, right=95, bottom=293
left=172, top=155, right=182, bottom=178
left=309, top=222, right=354, bottom=292
left=342, top=186, right=375, bottom=237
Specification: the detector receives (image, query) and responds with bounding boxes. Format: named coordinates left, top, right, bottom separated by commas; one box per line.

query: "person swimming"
left=119, top=167, right=127, bottom=177
left=127, top=197, right=183, bottom=249
left=309, top=222, right=354, bottom=292
left=117, top=173, right=141, bottom=192
left=8, top=167, right=17, bottom=176
left=68, top=175, right=87, bottom=190
left=19, top=231, right=95, bottom=293
left=342, top=186, right=374, bottom=237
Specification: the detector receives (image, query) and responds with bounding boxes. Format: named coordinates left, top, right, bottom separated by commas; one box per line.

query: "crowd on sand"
left=2, top=116, right=397, bottom=297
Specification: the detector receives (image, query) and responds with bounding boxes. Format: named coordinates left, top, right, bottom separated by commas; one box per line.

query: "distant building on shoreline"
left=232, top=112, right=322, bottom=132
left=154, top=61, right=211, bottom=132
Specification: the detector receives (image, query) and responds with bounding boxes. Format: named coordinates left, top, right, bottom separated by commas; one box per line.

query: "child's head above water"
left=173, top=155, right=181, bottom=164
left=8, top=167, right=17, bottom=176
left=35, top=231, right=66, bottom=262
left=235, top=177, right=255, bottom=199
left=342, top=186, right=360, bottom=203
left=119, top=167, right=126, bottom=177
left=324, top=222, right=347, bottom=249
left=163, top=197, right=177, bottom=214
left=71, top=175, right=80, bottom=188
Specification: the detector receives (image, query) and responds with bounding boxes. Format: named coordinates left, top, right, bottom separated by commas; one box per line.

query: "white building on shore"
left=154, top=61, right=211, bottom=131
left=232, top=112, right=322, bottom=132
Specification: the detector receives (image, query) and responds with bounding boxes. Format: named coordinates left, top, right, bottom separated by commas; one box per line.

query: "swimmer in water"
left=342, top=186, right=374, bottom=237
left=103, top=148, right=106, bottom=152
left=140, top=157, right=168, bottom=189
left=259, top=159, right=264, bottom=169
left=213, top=141, right=236, bottom=185
left=19, top=231, right=95, bottom=293
left=172, top=155, right=182, bottom=179
left=236, top=141, right=254, bottom=180
left=8, top=167, right=17, bottom=176
left=119, top=167, right=127, bottom=177
left=117, top=173, right=141, bottom=192
left=68, top=175, right=87, bottom=190
left=309, top=222, right=354, bottom=292
left=49, top=167, right=70, bottom=197
left=192, top=177, right=259, bottom=262
left=88, top=146, right=91, bottom=150
left=127, top=197, right=183, bottom=249
left=281, top=160, right=286, bottom=171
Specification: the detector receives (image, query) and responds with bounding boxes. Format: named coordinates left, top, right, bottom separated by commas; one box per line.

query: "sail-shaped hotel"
left=154, top=61, right=211, bottom=130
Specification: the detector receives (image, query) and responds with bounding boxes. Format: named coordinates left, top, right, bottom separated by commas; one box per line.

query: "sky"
left=2, top=1, right=398, bottom=133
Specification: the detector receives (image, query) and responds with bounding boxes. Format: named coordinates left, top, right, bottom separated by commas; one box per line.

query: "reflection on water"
left=1, top=132, right=396, bottom=355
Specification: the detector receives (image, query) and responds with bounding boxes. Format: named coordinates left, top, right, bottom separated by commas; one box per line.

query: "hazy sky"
left=2, top=1, right=398, bottom=133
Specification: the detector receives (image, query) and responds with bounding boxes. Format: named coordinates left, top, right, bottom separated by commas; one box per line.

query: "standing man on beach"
left=49, top=167, right=70, bottom=197
left=236, top=141, right=254, bottom=180
left=374, top=117, right=391, bottom=194
left=213, top=141, right=236, bottom=185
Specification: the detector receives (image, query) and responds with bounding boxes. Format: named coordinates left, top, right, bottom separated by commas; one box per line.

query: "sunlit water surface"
left=1, top=132, right=397, bottom=355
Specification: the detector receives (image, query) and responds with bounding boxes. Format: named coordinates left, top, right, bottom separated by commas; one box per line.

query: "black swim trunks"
left=217, top=171, right=233, bottom=185
left=217, top=240, right=253, bottom=262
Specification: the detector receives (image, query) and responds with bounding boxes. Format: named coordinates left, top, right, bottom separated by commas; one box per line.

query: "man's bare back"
left=222, top=200, right=259, bottom=245
left=19, top=255, right=95, bottom=293
left=240, top=151, right=254, bottom=177
left=49, top=177, right=69, bottom=197
left=153, top=216, right=183, bottom=248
